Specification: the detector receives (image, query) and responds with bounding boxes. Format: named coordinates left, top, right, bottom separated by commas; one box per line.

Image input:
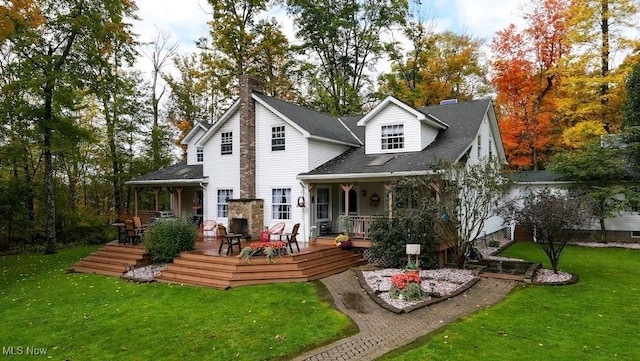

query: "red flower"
left=390, top=273, right=422, bottom=290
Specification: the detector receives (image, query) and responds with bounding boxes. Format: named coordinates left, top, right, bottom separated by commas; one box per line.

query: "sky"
left=132, top=0, right=529, bottom=77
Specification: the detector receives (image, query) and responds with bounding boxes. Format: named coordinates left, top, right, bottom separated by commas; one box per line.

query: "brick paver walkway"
left=292, top=270, right=517, bottom=361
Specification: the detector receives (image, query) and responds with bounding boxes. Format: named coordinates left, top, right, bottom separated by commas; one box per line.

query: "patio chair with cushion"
left=286, top=223, right=300, bottom=253
left=124, top=219, right=142, bottom=245
left=217, top=224, right=243, bottom=256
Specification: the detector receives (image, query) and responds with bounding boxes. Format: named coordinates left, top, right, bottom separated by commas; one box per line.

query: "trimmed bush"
left=369, top=212, right=437, bottom=269
left=144, top=219, right=197, bottom=263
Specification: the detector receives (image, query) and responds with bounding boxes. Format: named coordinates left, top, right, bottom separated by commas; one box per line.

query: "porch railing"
left=349, top=216, right=384, bottom=240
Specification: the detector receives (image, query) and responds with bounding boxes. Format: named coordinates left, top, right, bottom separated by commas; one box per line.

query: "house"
left=126, top=75, right=507, bottom=244
left=506, top=171, right=640, bottom=242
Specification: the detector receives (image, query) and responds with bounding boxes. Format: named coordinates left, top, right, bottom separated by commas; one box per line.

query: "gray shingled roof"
left=300, top=99, right=493, bottom=178
left=254, top=92, right=362, bottom=145
left=505, top=171, right=569, bottom=183
left=126, top=162, right=205, bottom=185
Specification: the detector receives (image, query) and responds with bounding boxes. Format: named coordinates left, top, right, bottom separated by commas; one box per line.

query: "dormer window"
left=381, top=124, right=404, bottom=150
left=221, top=132, right=232, bottom=155
left=272, top=126, right=285, bottom=151
left=196, top=147, right=204, bottom=162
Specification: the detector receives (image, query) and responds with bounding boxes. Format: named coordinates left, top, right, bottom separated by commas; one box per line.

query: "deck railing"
left=349, top=216, right=384, bottom=239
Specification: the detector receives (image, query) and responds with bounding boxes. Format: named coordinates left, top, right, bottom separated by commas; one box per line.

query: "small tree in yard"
left=500, top=189, right=592, bottom=273
left=432, top=160, right=511, bottom=268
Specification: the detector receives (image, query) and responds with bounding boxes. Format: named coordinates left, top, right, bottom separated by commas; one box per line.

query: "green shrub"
left=369, top=211, right=437, bottom=269
left=488, top=239, right=501, bottom=248
left=144, top=219, right=197, bottom=263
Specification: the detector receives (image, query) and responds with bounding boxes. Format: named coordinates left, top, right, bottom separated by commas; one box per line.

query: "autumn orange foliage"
left=491, top=0, right=571, bottom=170
left=0, top=0, right=45, bottom=40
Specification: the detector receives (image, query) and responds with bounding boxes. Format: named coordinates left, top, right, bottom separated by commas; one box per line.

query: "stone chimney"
left=238, top=75, right=264, bottom=199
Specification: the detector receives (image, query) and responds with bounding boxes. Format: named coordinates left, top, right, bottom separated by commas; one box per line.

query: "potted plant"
left=404, top=261, right=420, bottom=276
left=334, top=234, right=351, bottom=249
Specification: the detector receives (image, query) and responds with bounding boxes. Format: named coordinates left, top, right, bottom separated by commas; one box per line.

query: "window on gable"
left=196, top=147, right=204, bottom=162
left=272, top=126, right=285, bottom=151
left=217, top=189, right=233, bottom=217
left=489, top=138, right=493, bottom=159
left=477, top=135, right=482, bottom=158
left=381, top=124, right=404, bottom=150
left=272, top=188, right=291, bottom=220
left=221, top=132, right=232, bottom=155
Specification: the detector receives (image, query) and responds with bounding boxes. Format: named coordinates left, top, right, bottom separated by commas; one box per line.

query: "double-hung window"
left=272, top=126, right=285, bottom=151
left=217, top=189, right=233, bottom=217
left=196, top=147, right=204, bottom=162
left=381, top=124, right=404, bottom=150
left=221, top=132, right=232, bottom=155
left=477, top=135, right=482, bottom=158
left=272, top=188, right=291, bottom=220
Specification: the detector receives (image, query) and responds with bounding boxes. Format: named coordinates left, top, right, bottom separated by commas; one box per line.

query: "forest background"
left=1, top=0, right=639, bottom=253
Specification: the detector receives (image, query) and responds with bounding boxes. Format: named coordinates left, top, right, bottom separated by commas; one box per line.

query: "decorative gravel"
left=570, top=241, right=640, bottom=249
left=362, top=268, right=476, bottom=310
left=533, top=268, right=573, bottom=283
left=124, top=264, right=167, bottom=281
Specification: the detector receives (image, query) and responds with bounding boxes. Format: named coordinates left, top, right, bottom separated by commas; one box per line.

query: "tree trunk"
left=599, top=217, right=608, bottom=243
left=44, top=81, right=57, bottom=254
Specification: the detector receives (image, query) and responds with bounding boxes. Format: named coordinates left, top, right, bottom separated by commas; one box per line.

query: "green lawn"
left=379, top=242, right=640, bottom=361
left=0, top=247, right=355, bottom=360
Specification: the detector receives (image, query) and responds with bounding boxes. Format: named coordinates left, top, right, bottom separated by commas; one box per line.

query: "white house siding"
left=585, top=212, right=640, bottom=232
left=469, top=115, right=494, bottom=164
left=202, top=112, right=241, bottom=223
left=420, top=122, right=439, bottom=150
left=364, top=104, right=424, bottom=154
left=185, top=128, right=205, bottom=166
left=308, top=138, right=350, bottom=171
left=254, top=104, right=309, bottom=239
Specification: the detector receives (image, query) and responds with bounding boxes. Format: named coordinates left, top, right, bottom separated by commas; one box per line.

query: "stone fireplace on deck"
left=227, top=199, right=264, bottom=241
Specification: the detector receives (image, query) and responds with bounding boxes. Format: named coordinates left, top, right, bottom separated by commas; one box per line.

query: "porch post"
left=176, top=187, right=183, bottom=218
left=384, top=183, right=393, bottom=219
left=153, top=187, right=161, bottom=212
left=134, top=188, right=139, bottom=216
left=340, top=183, right=354, bottom=215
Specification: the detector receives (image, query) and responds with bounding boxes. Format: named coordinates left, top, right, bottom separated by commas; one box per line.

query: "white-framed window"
left=196, top=147, right=204, bottom=162
left=272, top=126, right=285, bottom=151
left=477, top=134, right=482, bottom=158
left=632, top=231, right=640, bottom=238
left=381, top=124, right=404, bottom=150
left=272, top=188, right=291, bottom=220
left=217, top=189, right=233, bottom=217
left=316, top=187, right=330, bottom=221
left=221, top=132, right=232, bottom=155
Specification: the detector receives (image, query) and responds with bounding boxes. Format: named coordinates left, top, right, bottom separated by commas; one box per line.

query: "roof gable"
left=357, top=96, right=449, bottom=130
left=181, top=122, right=211, bottom=145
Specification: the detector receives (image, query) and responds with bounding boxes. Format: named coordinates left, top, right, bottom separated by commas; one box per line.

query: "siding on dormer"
left=364, top=104, right=438, bottom=154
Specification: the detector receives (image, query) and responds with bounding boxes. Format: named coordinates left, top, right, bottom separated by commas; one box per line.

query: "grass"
left=379, top=242, right=640, bottom=361
left=0, top=246, right=355, bottom=360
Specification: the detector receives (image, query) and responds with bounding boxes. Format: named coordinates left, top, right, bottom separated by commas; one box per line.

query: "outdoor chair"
left=124, top=219, right=142, bottom=245
left=200, top=220, right=217, bottom=241
left=268, top=222, right=286, bottom=241
left=217, top=224, right=243, bottom=256
left=286, top=223, right=300, bottom=253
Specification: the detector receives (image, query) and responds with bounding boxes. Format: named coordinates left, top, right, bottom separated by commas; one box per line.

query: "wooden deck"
left=69, top=240, right=366, bottom=290
left=69, top=242, right=151, bottom=277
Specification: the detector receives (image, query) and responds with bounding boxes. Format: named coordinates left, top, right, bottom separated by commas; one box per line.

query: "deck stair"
left=155, top=246, right=366, bottom=290
left=70, top=243, right=151, bottom=277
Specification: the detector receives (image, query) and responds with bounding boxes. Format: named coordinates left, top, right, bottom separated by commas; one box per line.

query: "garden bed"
left=356, top=267, right=479, bottom=314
